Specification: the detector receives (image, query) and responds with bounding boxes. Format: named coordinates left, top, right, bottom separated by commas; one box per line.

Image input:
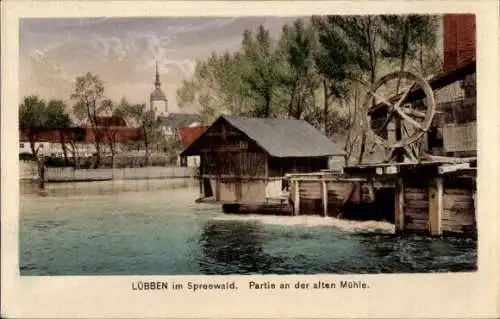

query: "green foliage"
left=71, top=72, right=106, bottom=125
left=19, top=96, right=72, bottom=159
left=380, top=15, right=439, bottom=71
left=176, top=14, right=441, bottom=156
left=177, top=51, right=248, bottom=122
left=278, top=19, right=321, bottom=119
left=19, top=96, right=71, bottom=136
left=46, top=99, right=71, bottom=130
left=19, top=95, right=48, bottom=134
left=115, top=99, right=161, bottom=165
left=239, top=26, right=283, bottom=117
left=314, top=15, right=385, bottom=88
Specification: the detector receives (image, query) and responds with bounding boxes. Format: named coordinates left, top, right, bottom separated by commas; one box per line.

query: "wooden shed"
left=181, top=115, right=345, bottom=204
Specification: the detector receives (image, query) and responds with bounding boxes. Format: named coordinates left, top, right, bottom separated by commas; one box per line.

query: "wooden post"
left=428, top=177, right=443, bottom=236
left=394, top=177, right=404, bottom=233
left=38, top=156, right=46, bottom=190
left=294, top=180, right=300, bottom=215
left=215, top=176, right=221, bottom=201
left=473, top=191, right=476, bottom=210
left=199, top=160, right=203, bottom=197
left=322, top=180, right=328, bottom=217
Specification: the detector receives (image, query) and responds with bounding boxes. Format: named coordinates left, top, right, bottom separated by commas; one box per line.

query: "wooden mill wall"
left=396, top=171, right=476, bottom=235
left=298, top=180, right=322, bottom=215
left=209, top=177, right=266, bottom=203
left=403, top=188, right=429, bottom=231
left=294, top=180, right=372, bottom=217
left=442, top=188, right=476, bottom=234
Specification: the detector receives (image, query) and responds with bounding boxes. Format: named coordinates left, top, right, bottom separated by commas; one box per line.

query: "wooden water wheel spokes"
left=363, top=71, right=436, bottom=153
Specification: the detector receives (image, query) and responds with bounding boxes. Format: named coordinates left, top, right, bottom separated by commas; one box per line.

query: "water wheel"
left=362, top=71, right=436, bottom=162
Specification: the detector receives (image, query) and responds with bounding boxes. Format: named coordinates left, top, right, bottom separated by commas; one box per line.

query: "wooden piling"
left=215, top=177, right=221, bottom=201
left=428, top=177, right=443, bottom=235
left=394, top=177, right=404, bottom=232
left=322, top=180, right=328, bottom=217
left=294, top=180, right=300, bottom=215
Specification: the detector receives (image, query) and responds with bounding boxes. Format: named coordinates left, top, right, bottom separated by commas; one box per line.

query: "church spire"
left=154, top=60, right=161, bottom=89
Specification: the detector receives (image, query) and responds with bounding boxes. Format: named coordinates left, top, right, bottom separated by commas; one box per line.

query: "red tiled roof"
left=20, top=127, right=141, bottom=143
left=85, top=127, right=141, bottom=142
left=94, top=116, right=128, bottom=127
left=178, top=125, right=209, bottom=148
left=19, top=128, right=85, bottom=142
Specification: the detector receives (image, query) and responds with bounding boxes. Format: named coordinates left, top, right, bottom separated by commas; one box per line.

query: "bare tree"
left=71, top=72, right=107, bottom=168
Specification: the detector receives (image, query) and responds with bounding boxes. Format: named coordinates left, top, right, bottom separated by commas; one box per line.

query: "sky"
left=19, top=17, right=298, bottom=113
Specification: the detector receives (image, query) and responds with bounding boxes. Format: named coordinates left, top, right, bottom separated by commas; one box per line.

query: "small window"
left=20, top=143, right=24, bottom=148
left=39, top=144, right=44, bottom=149
left=180, top=156, right=187, bottom=167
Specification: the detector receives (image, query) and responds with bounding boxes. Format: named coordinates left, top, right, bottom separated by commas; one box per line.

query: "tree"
left=116, top=101, right=160, bottom=166
left=176, top=15, right=441, bottom=165
left=177, top=25, right=285, bottom=120
left=381, top=15, right=441, bottom=79
left=177, top=52, right=248, bottom=122
left=19, top=95, right=72, bottom=189
left=71, top=72, right=107, bottom=168
left=278, top=19, right=321, bottom=120
left=239, top=26, right=284, bottom=117
left=46, top=99, right=72, bottom=165
left=20, top=95, right=48, bottom=161
left=99, top=98, right=121, bottom=168
left=313, top=15, right=387, bottom=164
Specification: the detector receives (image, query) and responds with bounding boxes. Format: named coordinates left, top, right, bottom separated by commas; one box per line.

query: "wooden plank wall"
left=293, top=176, right=476, bottom=236
left=442, top=188, right=476, bottom=233
left=298, top=180, right=358, bottom=216
left=295, top=181, right=376, bottom=215
left=209, top=178, right=267, bottom=203
left=241, top=180, right=266, bottom=203
left=219, top=180, right=237, bottom=202
left=299, top=181, right=322, bottom=215
left=403, top=188, right=429, bottom=231
left=327, top=182, right=349, bottom=206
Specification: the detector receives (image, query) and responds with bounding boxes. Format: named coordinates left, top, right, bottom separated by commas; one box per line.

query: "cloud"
left=29, top=49, right=73, bottom=82
left=90, top=35, right=128, bottom=61
left=20, top=17, right=296, bottom=108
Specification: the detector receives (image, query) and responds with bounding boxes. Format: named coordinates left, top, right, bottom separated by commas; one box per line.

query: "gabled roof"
left=178, top=125, right=210, bottom=148
left=157, top=113, right=204, bottom=130
left=182, top=115, right=345, bottom=158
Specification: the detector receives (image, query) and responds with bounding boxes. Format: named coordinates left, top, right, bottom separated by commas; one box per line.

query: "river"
left=20, top=181, right=477, bottom=275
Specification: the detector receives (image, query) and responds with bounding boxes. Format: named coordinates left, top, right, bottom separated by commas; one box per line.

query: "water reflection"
left=20, top=187, right=478, bottom=275
left=198, top=220, right=279, bottom=274
left=355, top=233, right=477, bottom=273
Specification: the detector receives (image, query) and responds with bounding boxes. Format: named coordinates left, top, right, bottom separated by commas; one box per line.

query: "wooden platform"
left=286, top=158, right=477, bottom=236
left=195, top=197, right=293, bottom=215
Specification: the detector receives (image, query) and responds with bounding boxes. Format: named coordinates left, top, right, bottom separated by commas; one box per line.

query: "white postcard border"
left=2, top=1, right=499, bottom=318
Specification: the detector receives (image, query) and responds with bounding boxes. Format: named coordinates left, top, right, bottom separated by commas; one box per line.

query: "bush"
left=19, top=152, right=37, bottom=161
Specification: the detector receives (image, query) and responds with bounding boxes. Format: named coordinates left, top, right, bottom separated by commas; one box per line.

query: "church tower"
left=149, top=61, right=168, bottom=116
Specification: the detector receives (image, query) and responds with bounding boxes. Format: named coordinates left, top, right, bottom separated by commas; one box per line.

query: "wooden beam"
left=438, top=162, right=471, bottom=175
left=428, top=177, right=443, bottom=236
left=394, top=177, right=405, bottom=233
left=322, top=180, right=328, bottom=217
